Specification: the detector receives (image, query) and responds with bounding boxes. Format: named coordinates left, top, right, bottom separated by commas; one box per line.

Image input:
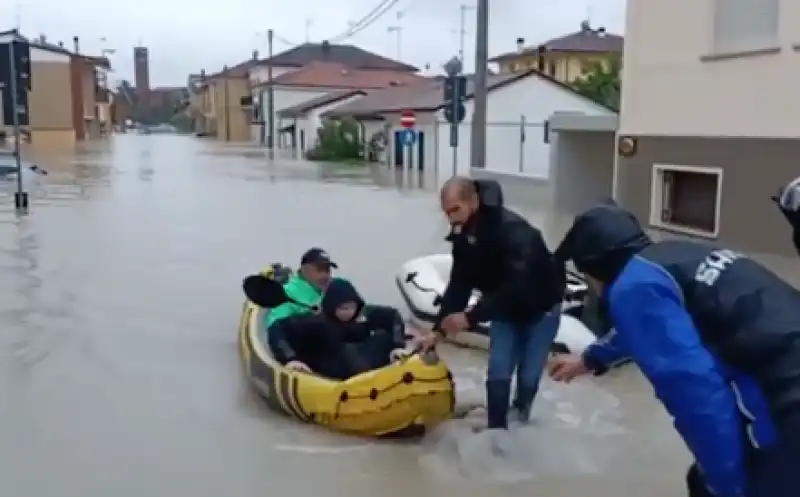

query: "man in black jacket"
left=435, top=177, right=563, bottom=430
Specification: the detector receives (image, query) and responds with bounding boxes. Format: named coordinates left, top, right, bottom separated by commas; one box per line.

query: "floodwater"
left=0, top=135, right=689, bottom=496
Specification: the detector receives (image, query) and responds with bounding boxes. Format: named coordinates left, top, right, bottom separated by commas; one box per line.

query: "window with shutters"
left=712, top=0, right=779, bottom=54
left=650, top=164, right=723, bottom=238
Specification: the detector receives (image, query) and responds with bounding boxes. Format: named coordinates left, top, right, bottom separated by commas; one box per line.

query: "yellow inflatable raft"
left=237, top=268, right=455, bottom=438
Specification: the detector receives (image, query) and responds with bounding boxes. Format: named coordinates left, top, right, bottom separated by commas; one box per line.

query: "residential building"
left=189, top=41, right=420, bottom=143
left=0, top=31, right=109, bottom=150
left=615, top=0, right=797, bottom=257
left=325, top=69, right=614, bottom=177
left=277, top=89, right=366, bottom=155
left=249, top=41, right=420, bottom=145
left=192, top=55, right=262, bottom=142
left=490, top=21, right=623, bottom=84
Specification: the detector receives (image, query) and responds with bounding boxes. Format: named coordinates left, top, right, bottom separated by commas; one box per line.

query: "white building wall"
left=380, top=74, right=612, bottom=179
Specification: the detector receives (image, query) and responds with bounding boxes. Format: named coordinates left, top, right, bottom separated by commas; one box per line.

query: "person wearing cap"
left=267, top=248, right=409, bottom=375
left=265, top=248, right=341, bottom=369
left=432, top=177, right=564, bottom=432
left=547, top=202, right=800, bottom=497
left=772, top=175, right=800, bottom=254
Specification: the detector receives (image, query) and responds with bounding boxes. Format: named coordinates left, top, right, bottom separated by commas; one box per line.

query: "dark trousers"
left=686, top=415, right=800, bottom=497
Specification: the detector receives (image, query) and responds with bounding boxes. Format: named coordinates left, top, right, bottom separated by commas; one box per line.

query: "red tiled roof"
left=277, top=89, right=367, bottom=118
left=263, top=62, right=429, bottom=90
left=206, top=58, right=261, bottom=79
left=325, top=68, right=617, bottom=118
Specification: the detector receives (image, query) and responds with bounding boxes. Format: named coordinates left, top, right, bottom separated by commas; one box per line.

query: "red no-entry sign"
left=400, top=110, right=416, bottom=128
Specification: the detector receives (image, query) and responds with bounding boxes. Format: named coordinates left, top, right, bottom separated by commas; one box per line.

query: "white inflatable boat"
left=396, top=254, right=598, bottom=355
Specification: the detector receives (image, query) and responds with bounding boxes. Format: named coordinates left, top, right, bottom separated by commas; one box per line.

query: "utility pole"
left=458, top=4, right=475, bottom=61
left=469, top=0, right=488, bottom=168
left=267, top=28, right=275, bottom=161
left=305, top=18, right=313, bottom=43
left=387, top=11, right=403, bottom=60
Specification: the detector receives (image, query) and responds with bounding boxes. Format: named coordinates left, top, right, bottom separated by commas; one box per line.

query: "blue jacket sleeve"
left=582, top=331, right=629, bottom=375
left=609, top=277, right=746, bottom=497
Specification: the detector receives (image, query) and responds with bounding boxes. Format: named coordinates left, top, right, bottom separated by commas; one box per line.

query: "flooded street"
left=1, top=135, right=688, bottom=496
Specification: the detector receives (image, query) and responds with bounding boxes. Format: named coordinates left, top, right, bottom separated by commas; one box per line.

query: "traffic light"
left=442, top=75, right=467, bottom=125
left=13, top=40, right=31, bottom=90
left=0, top=40, right=31, bottom=126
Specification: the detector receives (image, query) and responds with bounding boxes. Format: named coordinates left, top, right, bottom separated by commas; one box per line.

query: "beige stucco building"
left=0, top=32, right=109, bottom=151
left=615, top=0, right=799, bottom=256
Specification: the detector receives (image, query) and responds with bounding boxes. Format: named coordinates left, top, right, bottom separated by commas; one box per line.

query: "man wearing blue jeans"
left=434, top=177, right=565, bottom=430
left=488, top=307, right=561, bottom=423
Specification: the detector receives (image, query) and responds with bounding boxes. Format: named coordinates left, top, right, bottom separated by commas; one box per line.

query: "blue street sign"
left=401, top=128, right=416, bottom=146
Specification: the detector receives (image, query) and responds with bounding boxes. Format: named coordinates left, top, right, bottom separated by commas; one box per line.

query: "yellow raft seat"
left=237, top=275, right=455, bottom=438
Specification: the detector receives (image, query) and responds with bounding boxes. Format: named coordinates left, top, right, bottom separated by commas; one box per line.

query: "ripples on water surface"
left=0, top=135, right=687, bottom=496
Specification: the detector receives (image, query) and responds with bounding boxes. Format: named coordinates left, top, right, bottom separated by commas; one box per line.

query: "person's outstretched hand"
left=286, top=360, right=312, bottom=373
left=547, top=354, right=590, bottom=382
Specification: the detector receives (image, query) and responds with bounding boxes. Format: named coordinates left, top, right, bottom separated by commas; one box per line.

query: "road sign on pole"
left=400, top=110, right=416, bottom=128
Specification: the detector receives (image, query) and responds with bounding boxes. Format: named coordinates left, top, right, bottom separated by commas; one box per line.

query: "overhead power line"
left=328, top=0, right=401, bottom=43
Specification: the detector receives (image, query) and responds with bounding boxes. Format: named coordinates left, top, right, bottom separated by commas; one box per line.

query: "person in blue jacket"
left=547, top=202, right=800, bottom=497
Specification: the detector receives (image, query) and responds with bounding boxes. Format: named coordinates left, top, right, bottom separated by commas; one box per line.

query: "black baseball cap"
left=300, top=248, right=338, bottom=269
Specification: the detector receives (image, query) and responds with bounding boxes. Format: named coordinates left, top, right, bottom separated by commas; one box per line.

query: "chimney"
left=321, top=40, right=331, bottom=55
left=515, top=37, right=525, bottom=53
left=58, top=41, right=64, bottom=48
left=39, top=34, right=46, bottom=43
left=597, top=27, right=607, bottom=37
left=252, top=49, right=259, bottom=60
left=73, top=36, right=80, bottom=53
left=200, top=69, right=206, bottom=80
left=580, top=20, right=591, bottom=33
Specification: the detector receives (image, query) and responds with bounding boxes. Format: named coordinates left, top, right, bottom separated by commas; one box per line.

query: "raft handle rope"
left=404, top=272, right=442, bottom=306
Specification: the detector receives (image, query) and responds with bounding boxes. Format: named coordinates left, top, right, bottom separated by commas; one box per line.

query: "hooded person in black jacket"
left=434, top=177, right=564, bottom=431
left=268, top=279, right=410, bottom=379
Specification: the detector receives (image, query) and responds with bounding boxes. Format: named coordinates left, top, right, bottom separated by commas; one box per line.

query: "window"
left=650, top=164, right=723, bottom=238
left=712, top=0, right=779, bottom=53
left=548, top=61, right=557, bottom=78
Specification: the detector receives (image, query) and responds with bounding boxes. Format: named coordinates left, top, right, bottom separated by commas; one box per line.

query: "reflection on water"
left=0, top=135, right=690, bottom=497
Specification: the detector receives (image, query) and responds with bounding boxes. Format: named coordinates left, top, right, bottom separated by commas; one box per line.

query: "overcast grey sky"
left=1, top=0, right=626, bottom=87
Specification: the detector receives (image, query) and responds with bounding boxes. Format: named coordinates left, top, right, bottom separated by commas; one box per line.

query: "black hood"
left=475, top=179, right=503, bottom=208
left=321, top=279, right=365, bottom=322
left=556, top=202, right=651, bottom=283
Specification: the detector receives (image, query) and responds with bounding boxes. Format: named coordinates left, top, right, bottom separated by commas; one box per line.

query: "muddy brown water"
left=0, top=135, right=692, bottom=496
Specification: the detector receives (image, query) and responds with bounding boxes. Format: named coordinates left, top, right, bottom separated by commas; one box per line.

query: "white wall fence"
left=425, top=118, right=551, bottom=178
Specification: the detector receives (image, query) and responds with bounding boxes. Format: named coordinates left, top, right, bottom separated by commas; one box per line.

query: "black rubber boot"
left=511, top=384, right=538, bottom=424
left=485, top=379, right=511, bottom=430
